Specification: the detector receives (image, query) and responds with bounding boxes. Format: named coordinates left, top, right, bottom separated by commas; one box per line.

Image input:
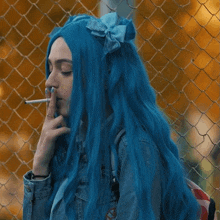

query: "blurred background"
left=0, top=0, right=219, bottom=219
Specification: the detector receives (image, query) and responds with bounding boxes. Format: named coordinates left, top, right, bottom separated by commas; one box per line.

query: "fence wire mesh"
left=0, top=0, right=219, bottom=219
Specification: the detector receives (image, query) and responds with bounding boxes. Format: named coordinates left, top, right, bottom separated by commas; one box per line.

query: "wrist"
left=31, top=171, right=50, bottom=180
left=33, top=154, right=50, bottom=171
left=33, top=161, right=50, bottom=176
left=31, top=165, right=50, bottom=180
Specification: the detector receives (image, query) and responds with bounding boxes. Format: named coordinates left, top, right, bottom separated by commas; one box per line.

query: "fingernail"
left=51, top=87, right=54, bottom=93
left=45, top=88, right=48, bottom=94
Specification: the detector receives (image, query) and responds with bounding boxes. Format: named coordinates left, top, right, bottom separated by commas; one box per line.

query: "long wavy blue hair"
left=44, top=13, right=200, bottom=220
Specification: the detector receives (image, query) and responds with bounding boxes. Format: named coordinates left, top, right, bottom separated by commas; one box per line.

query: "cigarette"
left=24, top=98, right=51, bottom=104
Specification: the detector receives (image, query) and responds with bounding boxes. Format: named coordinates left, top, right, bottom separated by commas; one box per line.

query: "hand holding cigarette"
left=32, top=87, right=71, bottom=177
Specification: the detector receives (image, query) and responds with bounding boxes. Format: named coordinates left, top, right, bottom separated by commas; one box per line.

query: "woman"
left=23, top=12, right=201, bottom=219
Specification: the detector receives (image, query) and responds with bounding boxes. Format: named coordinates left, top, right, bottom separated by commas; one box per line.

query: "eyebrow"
left=48, top=58, right=72, bottom=64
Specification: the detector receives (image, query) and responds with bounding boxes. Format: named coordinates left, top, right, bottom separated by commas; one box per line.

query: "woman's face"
left=45, top=37, right=73, bottom=117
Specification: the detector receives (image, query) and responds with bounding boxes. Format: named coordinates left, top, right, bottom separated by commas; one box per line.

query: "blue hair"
left=44, top=13, right=200, bottom=220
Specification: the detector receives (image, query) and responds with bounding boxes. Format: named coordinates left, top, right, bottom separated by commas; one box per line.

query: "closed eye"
left=61, top=71, right=72, bottom=76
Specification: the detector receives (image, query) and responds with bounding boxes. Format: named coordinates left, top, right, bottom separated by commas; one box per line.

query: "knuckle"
left=45, top=130, right=50, bottom=137
left=46, top=131, right=53, bottom=140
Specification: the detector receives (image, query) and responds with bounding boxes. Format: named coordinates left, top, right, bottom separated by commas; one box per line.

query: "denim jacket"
left=23, top=114, right=161, bottom=220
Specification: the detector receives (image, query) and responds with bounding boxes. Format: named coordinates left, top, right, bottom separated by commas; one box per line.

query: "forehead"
left=48, top=37, right=72, bottom=61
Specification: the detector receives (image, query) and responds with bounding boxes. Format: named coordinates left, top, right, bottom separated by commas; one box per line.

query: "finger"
left=60, top=117, right=67, bottom=127
left=52, top=127, right=71, bottom=139
left=51, top=115, right=68, bottom=129
left=45, top=88, right=51, bottom=110
left=46, top=87, right=56, bottom=120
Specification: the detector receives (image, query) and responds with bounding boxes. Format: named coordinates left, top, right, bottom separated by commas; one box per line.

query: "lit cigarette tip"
left=24, top=98, right=51, bottom=104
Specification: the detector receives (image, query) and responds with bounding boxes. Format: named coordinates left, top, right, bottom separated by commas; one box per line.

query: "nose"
left=45, top=71, right=58, bottom=91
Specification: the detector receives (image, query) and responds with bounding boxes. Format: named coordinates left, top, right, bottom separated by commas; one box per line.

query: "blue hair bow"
left=86, top=12, right=136, bottom=56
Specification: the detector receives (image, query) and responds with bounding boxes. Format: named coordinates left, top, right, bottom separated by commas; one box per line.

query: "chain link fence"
left=0, top=0, right=219, bottom=219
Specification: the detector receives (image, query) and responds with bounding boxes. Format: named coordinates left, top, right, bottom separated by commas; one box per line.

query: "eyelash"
left=61, top=71, right=72, bottom=76
left=48, top=69, right=72, bottom=76
left=48, top=61, right=72, bottom=76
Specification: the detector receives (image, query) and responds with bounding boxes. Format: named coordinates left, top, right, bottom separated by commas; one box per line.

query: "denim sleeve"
left=23, top=170, right=52, bottom=220
left=117, top=136, right=161, bottom=220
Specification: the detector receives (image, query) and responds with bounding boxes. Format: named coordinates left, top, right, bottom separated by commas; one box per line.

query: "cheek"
left=62, top=78, right=73, bottom=98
